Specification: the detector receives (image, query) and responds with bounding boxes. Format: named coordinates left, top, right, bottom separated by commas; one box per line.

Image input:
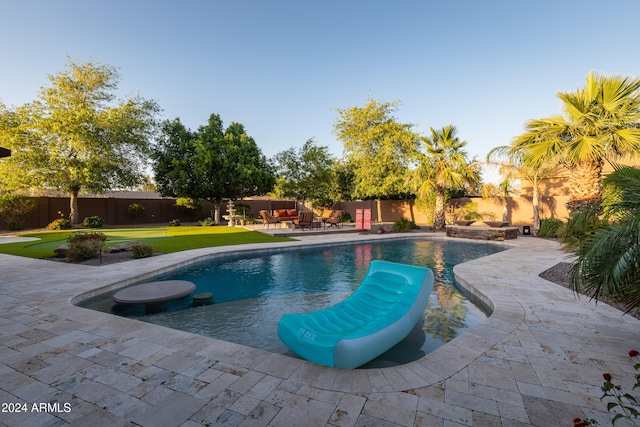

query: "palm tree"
left=568, top=165, right=640, bottom=314
left=487, top=145, right=559, bottom=233
left=512, top=72, right=640, bottom=212
left=409, top=125, right=481, bottom=230
left=480, top=179, right=518, bottom=223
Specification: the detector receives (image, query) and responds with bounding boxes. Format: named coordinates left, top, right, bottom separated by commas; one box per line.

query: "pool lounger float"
left=278, top=260, right=434, bottom=369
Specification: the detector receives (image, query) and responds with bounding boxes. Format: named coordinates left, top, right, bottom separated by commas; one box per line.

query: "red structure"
left=355, top=208, right=371, bottom=231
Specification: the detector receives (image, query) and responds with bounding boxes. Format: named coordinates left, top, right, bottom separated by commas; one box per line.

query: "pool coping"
left=3, top=231, right=640, bottom=425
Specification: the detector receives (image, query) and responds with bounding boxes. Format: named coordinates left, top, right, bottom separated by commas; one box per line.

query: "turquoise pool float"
left=277, top=260, right=435, bottom=369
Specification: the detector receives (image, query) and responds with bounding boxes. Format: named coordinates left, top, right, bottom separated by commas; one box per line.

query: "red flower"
left=629, top=349, right=640, bottom=358
left=603, top=373, right=612, bottom=381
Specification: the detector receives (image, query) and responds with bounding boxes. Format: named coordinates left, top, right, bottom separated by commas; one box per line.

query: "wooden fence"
left=3, top=197, right=295, bottom=230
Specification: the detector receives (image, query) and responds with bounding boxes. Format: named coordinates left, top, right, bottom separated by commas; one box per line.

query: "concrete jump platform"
left=112, top=280, right=196, bottom=305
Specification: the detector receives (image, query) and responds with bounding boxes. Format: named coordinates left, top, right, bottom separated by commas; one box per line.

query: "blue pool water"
left=80, top=238, right=504, bottom=367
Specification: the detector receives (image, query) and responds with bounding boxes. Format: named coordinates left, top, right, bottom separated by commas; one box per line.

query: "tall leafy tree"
left=0, top=59, right=160, bottom=223
left=409, top=125, right=481, bottom=230
left=152, top=118, right=198, bottom=198
left=221, top=122, right=275, bottom=199
left=330, top=159, right=355, bottom=204
left=512, top=72, right=640, bottom=212
left=152, top=114, right=274, bottom=219
left=334, top=98, right=418, bottom=220
left=271, top=138, right=335, bottom=206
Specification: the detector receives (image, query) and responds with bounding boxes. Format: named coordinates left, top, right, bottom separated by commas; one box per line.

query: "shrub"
left=169, top=218, right=181, bottom=226
left=127, top=203, right=145, bottom=224
left=342, top=211, right=352, bottom=223
left=131, top=242, right=154, bottom=259
left=234, top=203, right=251, bottom=219
left=175, top=197, right=203, bottom=221
left=66, top=232, right=107, bottom=261
left=453, top=202, right=482, bottom=221
left=537, top=217, right=564, bottom=238
left=82, top=216, right=104, bottom=228
left=199, top=217, right=215, bottom=226
left=48, top=212, right=72, bottom=230
left=48, top=218, right=72, bottom=230
left=560, top=209, right=608, bottom=251
left=0, top=193, right=37, bottom=230
left=392, top=217, right=421, bottom=232
left=573, top=349, right=640, bottom=426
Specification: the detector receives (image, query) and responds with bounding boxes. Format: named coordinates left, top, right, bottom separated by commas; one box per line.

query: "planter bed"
left=445, top=225, right=519, bottom=240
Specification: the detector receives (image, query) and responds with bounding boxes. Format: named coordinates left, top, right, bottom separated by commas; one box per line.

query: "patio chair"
left=259, top=210, right=282, bottom=229
left=325, top=210, right=343, bottom=228
left=293, top=211, right=314, bottom=230
left=320, top=209, right=333, bottom=221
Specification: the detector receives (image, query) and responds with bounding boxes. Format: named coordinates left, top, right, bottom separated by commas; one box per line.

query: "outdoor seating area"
left=258, top=208, right=344, bottom=231
left=272, top=208, right=298, bottom=222
left=293, top=210, right=314, bottom=229
left=322, top=209, right=344, bottom=228
left=259, top=209, right=282, bottom=228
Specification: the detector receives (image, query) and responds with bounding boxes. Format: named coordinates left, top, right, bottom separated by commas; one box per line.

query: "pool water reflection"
left=80, top=239, right=504, bottom=367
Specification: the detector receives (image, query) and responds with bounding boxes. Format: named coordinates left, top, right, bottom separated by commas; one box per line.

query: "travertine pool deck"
left=1, top=232, right=639, bottom=426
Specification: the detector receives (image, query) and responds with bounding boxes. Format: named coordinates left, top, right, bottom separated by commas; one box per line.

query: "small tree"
left=127, top=203, right=145, bottom=224
left=175, top=197, right=203, bottom=221
left=481, top=180, right=519, bottom=223
left=0, top=193, right=37, bottom=230
left=272, top=138, right=336, bottom=207
left=408, top=125, right=481, bottom=230
left=487, top=145, right=559, bottom=234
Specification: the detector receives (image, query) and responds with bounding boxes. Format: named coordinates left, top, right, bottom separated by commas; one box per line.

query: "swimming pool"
left=80, top=238, right=505, bottom=367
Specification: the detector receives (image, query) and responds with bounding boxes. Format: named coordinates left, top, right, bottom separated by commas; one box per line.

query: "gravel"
left=46, top=250, right=157, bottom=266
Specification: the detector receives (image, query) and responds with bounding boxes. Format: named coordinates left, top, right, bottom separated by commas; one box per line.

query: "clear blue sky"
left=2, top=1, right=639, bottom=183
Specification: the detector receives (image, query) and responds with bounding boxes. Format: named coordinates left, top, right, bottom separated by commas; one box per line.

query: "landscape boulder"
left=53, top=245, right=68, bottom=258
left=106, top=241, right=143, bottom=253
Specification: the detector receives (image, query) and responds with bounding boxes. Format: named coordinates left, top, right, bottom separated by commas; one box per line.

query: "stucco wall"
left=333, top=196, right=571, bottom=229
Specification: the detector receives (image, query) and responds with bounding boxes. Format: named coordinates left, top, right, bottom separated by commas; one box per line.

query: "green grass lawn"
left=0, top=226, right=293, bottom=259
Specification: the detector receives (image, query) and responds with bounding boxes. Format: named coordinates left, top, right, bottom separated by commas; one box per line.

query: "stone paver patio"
left=1, top=232, right=639, bottom=426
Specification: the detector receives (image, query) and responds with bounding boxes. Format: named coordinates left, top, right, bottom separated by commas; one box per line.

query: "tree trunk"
left=532, top=186, right=540, bottom=235
left=376, top=198, right=382, bottom=223
left=69, top=188, right=80, bottom=224
left=214, top=204, right=221, bottom=224
left=566, top=159, right=604, bottom=212
left=434, top=189, right=446, bottom=230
